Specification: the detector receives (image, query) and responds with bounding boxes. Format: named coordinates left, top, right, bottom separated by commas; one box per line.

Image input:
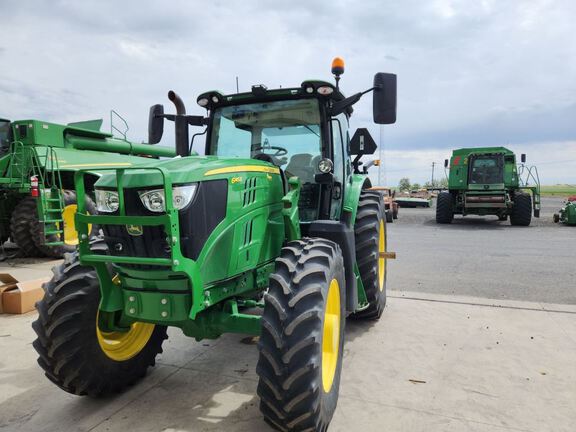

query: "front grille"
left=101, top=180, right=228, bottom=268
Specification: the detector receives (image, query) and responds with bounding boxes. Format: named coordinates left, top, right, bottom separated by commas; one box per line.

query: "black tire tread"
left=257, top=238, right=345, bottom=432
left=32, top=239, right=167, bottom=397
left=352, top=191, right=387, bottom=320
left=10, top=197, right=45, bottom=257
left=436, top=192, right=454, bottom=224
left=510, top=193, right=532, bottom=226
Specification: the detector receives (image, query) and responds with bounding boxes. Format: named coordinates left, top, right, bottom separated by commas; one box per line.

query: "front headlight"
left=138, top=184, right=197, bottom=213
left=95, top=190, right=119, bottom=213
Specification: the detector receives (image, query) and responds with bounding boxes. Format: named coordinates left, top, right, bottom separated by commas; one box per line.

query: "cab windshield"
left=469, top=155, right=504, bottom=184
left=0, top=120, right=11, bottom=157
left=208, top=99, right=322, bottom=182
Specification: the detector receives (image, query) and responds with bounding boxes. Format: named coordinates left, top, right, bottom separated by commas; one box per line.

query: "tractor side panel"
left=196, top=171, right=285, bottom=285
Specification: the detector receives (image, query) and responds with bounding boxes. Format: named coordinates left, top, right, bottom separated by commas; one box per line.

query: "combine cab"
left=436, top=147, right=540, bottom=226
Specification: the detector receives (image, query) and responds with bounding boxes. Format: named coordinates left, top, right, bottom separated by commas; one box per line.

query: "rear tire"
left=352, top=191, right=387, bottom=320
left=32, top=190, right=98, bottom=258
left=257, top=238, right=346, bottom=432
left=32, top=240, right=167, bottom=396
left=10, top=197, right=45, bottom=257
left=510, top=193, right=532, bottom=226
left=436, top=192, right=454, bottom=224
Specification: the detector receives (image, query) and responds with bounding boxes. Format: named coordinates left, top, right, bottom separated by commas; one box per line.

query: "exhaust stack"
left=168, top=90, right=189, bottom=157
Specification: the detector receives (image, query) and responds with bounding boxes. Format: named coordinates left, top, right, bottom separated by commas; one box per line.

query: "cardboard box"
left=0, top=273, right=48, bottom=314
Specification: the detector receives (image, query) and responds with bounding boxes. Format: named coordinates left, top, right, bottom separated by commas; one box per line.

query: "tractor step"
left=44, top=230, right=64, bottom=236
left=44, top=241, right=64, bottom=246
left=44, top=219, right=64, bottom=224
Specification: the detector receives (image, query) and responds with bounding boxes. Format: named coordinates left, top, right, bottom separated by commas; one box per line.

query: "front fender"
left=341, top=174, right=372, bottom=226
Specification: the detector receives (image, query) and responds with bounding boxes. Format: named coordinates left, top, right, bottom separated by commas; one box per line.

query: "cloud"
left=0, top=0, right=574, bottom=183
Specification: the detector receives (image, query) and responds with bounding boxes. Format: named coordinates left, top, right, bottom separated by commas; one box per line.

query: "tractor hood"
left=94, top=155, right=279, bottom=189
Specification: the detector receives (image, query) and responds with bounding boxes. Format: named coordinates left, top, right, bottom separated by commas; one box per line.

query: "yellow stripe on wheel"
left=378, top=220, right=386, bottom=291
left=322, top=279, right=341, bottom=393
left=96, top=318, right=156, bottom=362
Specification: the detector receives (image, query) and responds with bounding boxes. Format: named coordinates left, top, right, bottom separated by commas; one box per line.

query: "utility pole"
left=431, top=162, right=436, bottom=186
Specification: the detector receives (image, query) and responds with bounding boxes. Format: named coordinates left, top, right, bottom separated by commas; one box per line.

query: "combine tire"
left=257, top=238, right=346, bottom=432
left=352, top=191, right=387, bottom=320
left=32, top=239, right=167, bottom=397
left=32, top=190, right=97, bottom=258
left=10, top=197, right=44, bottom=257
left=510, top=193, right=532, bottom=226
left=436, top=192, right=454, bottom=224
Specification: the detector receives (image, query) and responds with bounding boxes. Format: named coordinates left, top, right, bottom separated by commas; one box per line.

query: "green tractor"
left=32, top=59, right=397, bottom=431
left=553, top=197, right=576, bottom=225
left=436, top=147, right=541, bottom=226
left=0, top=115, right=175, bottom=257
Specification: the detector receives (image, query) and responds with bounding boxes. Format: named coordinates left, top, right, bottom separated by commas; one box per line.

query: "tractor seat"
left=285, top=153, right=315, bottom=184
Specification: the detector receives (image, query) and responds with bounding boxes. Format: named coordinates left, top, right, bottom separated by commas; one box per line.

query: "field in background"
left=539, top=185, right=576, bottom=196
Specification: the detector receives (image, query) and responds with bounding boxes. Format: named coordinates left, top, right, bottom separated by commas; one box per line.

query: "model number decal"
left=231, top=176, right=243, bottom=184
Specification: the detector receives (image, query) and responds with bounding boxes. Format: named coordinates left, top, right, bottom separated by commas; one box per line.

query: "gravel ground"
left=387, top=196, right=576, bottom=304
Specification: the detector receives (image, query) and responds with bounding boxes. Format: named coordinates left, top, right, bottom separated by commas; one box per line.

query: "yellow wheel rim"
left=322, top=278, right=341, bottom=393
left=60, top=204, right=92, bottom=246
left=378, top=220, right=386, bottom=291
left=96, top=315, right=155, bottom=362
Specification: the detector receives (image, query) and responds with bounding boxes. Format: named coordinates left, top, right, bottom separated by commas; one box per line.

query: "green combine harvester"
left=436, top=147, right=540, bottom=226
left=32, top=59, right=397, bottom=431
left=553, top=197, right=576, bottom=225
left=0, top=115, right=175, bottom=257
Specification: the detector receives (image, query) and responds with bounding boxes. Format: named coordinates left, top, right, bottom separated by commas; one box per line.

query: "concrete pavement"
left=1, top=290, right=575, bottom=432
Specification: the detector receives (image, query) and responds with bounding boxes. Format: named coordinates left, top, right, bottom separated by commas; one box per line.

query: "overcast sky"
left=1, top=0, right=575, bottom=185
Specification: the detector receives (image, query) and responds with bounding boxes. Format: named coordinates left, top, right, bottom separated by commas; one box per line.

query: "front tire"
left=510, top=193, right=532, bottom=226
left=436, top=192, right=454, bottom=224
left=257, top=238, right=346, bottom=432
left=32, top=241, right=167, bottom=396
left=352, top=191, right=387, bottom=320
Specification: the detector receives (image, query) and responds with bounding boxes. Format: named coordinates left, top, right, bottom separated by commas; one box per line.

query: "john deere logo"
left=126, top=224, right=143, bottom=236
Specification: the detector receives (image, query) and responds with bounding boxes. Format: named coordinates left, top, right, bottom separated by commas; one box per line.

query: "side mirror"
left=373, top=73, right=397, bottom=124
left=350, top=128, right=377, bottom=155
left=444, top=159, right=449, bottom=168
left=521, top=153, right=526, bottom=163
left=148, top=104, right=164, bottom=144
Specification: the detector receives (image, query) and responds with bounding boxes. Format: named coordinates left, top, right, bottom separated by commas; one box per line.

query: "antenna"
left=236, top=76, right=239, bottom=93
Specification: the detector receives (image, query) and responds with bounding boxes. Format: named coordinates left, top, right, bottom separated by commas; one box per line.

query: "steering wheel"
left=254, top=144, right=288, bottom=157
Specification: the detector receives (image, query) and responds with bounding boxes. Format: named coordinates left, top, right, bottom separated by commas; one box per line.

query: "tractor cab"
left=147, top=60, right=396, bottom=226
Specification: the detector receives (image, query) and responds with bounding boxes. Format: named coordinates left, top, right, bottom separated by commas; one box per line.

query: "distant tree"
left=424, top=178, right=448, bottom=189
left=411, top=182, right=421, bottom=190
left=398, top=177, right=411, bottom=191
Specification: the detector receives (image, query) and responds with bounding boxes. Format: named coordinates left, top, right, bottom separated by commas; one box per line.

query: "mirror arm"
left=159, top=114, right=209, bottom=126
left=329, top=85, right=380, bottom=116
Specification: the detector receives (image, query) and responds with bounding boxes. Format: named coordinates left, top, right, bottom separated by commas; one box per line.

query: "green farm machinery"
left=553, top=197, right=576, bottom=225
left=32, top=59, right=397, bottom=431
left=0, top=115, right=175, bottom=257
left=436, top=147, right=540, bottom=226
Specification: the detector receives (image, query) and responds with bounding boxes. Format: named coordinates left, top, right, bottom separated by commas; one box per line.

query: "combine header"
left=0, top=115, right=175, bottom=257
